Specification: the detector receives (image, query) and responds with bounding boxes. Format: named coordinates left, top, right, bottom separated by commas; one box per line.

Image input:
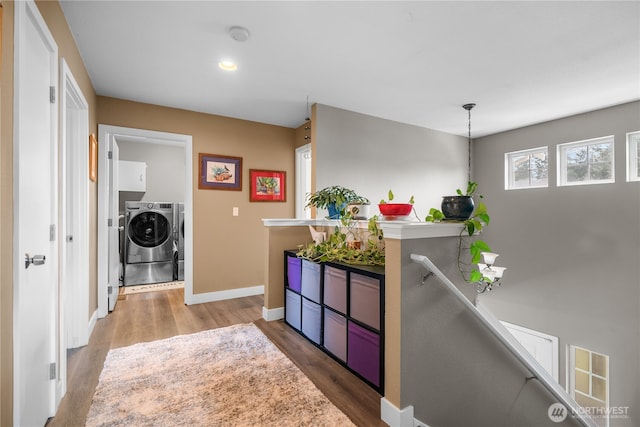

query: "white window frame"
left=505, top=146, right=549, bottom=190
left=626, top=131, right=640, bottom=182
left=557, top=136, right=615, bottom=187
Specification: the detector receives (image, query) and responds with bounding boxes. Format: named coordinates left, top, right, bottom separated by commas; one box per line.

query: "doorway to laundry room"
left=119, top=140, right=185, bottom=290
left=98, top=125, right=193, bottom=317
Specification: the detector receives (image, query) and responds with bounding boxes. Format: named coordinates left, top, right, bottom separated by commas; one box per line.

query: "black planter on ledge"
left=441, top=196, right=474, bottom=220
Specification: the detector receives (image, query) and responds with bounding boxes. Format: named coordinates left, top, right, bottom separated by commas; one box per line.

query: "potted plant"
left=425, top=182, right=501, bottom=291
left=305, top=186, right=369, bottom=219
left=378, top=190, right=417, bottom=219
left=440, top=181, right=480, bottom=220
left=297, top=216, right=385, bottom=266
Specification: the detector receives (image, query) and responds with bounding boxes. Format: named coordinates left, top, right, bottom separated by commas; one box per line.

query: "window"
left=557, top=136, right=614, bottom=186
left=626, top=131, right=640, bottom=182
left=505, top=147, right=548, bottom=190
left=569, top=346, right=610, bottom=427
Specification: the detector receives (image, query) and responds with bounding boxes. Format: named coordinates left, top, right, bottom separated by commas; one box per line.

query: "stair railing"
left=410, top=253, right=597, bottom=427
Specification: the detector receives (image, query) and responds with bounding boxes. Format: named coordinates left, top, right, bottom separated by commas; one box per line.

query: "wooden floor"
left=48, top=288, right=386, bottom=427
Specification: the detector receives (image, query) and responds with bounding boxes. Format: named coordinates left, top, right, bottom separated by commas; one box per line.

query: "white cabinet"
left=119, top=160, right=146, bottom=192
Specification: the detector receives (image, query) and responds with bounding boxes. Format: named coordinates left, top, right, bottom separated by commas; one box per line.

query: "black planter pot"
left=441, top=196, right=474, bottom=220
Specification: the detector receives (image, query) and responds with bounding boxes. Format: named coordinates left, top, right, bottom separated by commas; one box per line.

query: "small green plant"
left=296, top=216, right=385, bottom=266
left=379, top=189, right=414, bottom=205
left=379, top=189, right=419, bottom=220
left=305, top=186, right=369, bottom=219
left=457, top=181, right=482, bottom=197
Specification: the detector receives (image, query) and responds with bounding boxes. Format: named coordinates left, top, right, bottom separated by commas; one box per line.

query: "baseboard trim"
left=381, top=398, right=417, bottom=427
left=262, top=306, right=285, bottom=321
left=187, top=285, right=264, bottom=305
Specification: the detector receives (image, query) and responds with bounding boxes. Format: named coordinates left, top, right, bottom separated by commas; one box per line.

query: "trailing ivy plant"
left=297, top=215, right=385, bottom=266
left=424, top=182, right=494, bottom=284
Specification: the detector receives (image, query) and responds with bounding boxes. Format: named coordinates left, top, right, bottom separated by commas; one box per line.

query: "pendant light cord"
left=463, top=103, right=476, bottom=184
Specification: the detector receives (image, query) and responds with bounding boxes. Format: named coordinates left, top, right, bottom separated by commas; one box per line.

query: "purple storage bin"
left=324, top=266, right=347, bottom=314
left=287, top=256, right=302, bottom=292
left=350, top=273, right=380, bottom=330
left=285, top=289, right=301, bottom=331
left=302, top=298, right=322, bottom=344
left=301, top=260, right=322, bottom=303
left=323, top=309, right=347, bottom=362
left=348, top=321, right=380, bottom=387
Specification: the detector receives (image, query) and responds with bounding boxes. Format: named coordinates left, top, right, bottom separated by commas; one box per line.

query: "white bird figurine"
left=308, top=225, right=326, bottom=245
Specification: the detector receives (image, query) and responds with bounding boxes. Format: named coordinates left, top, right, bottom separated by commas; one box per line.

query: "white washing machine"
left=124, top=201, right=174, bottom=285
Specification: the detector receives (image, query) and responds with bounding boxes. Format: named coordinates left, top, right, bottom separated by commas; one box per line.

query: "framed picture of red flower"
left=249, top=169, right=286, bottom=202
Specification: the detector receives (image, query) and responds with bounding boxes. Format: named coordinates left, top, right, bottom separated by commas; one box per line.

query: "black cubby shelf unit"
left=283, top=250, right=385, bottom=394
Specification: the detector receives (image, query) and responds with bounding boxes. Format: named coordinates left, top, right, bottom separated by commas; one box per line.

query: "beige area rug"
left=121, top=281, right=184, bottom=295
left=85, top=323, right=356, bottom=427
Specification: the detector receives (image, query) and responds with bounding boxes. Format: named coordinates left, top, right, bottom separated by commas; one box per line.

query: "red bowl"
left=378, top=203, right=412, bottom=217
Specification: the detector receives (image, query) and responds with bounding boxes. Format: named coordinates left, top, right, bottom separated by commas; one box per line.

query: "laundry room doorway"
left=98, top=125, right=193, bottom=318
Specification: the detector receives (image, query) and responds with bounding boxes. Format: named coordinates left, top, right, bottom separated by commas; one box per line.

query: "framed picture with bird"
left=198, top=153, right=243, bottom=191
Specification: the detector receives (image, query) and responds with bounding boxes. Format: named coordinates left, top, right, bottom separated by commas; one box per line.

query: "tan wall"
left=98, top=97, right=296, bottom=294
left=1, top=1, right=99, bottom=424
left=0, top=3, right=12, bottom=424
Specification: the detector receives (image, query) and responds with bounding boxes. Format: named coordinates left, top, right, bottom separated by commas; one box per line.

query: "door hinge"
left=49, top=362, right=56, bottom=380
left=49, top=224, right=56, bottom=242
left=108, top=150, right=113, bottom=160
left=49, top=86, right=56, bottom=103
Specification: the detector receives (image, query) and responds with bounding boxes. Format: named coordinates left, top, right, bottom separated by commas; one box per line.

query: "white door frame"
left=14, top=0, right=59, bottom=421
left=97, top=125, right=193, bottom=317
left=295, top=143, right=312, bottom=219
left=59, top=58, right=90, bottom=404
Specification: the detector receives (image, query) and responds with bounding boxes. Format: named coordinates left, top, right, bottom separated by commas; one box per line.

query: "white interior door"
left=502, top=321, right=559, bottom=382
left=60, top=58, right=89, bottom=352
left=108, top=140, right=120, bottom=311
left=14, top=1, right=59, bottom=424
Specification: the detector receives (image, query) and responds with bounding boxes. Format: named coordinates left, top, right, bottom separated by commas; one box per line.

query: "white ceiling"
left=60, top=1, right=640, bottom=138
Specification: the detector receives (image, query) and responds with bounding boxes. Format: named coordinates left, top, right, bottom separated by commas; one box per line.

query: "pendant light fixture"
left=463, top=103, right=476, bottom=183
left=304, top=96, right=311, bottom=142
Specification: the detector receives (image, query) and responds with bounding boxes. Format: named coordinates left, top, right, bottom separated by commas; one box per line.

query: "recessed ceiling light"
left=218, top=60, right=238, bottom=71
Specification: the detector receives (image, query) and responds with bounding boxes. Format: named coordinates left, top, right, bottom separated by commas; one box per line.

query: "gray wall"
left=474, top=101, right=640, bottom=426
left=401, top=237, right=583, bottom=427
left=315, top=104, right=468, bottom=217
left=118, top=140, right=185, bottom=212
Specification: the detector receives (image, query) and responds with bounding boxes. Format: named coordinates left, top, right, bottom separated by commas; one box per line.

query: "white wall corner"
left=87, top=308, right=98, bottom=342
left=262, top=306, right=285, bottom=321
left=381, top=398, right=416, bottom=427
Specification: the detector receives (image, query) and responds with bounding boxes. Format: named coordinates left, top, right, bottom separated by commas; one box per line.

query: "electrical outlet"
left=232, top=207, right=239, bottom=216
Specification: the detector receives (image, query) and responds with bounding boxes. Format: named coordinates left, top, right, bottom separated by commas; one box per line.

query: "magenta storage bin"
left=347, top=321, right=380, bottom=387
left=323, top=309, right=347, bottom=362
left=350, top=273, right=381, bottom=330
left=302, top=298, right=322, bottom=344
left=301, top=260, right=322, bottom=303
left=323, top=266, right=347, bottom=314
left=285, top=289, right=301, bottom=331
left=287, top=256, right=302, bottom=292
